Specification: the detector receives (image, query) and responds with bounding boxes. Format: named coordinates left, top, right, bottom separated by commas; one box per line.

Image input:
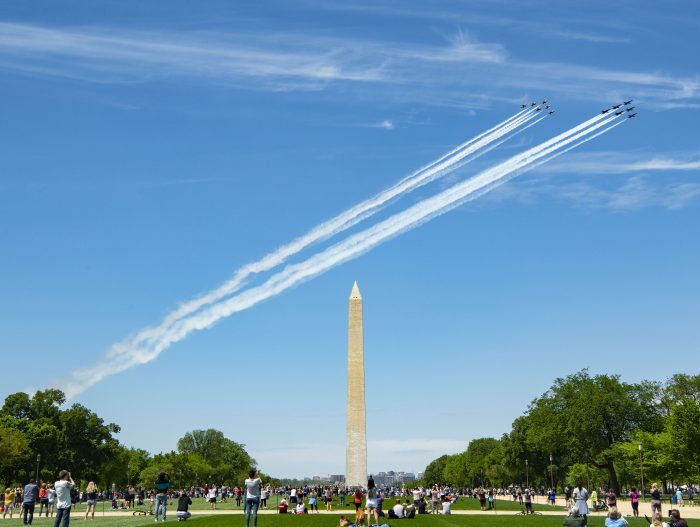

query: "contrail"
left=57, top=111, right=624, bottom=398
left=119, top=108, right=544, bottom=351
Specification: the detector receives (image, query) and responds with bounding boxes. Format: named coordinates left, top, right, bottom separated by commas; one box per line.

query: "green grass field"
left=7, top=512, right=700, bottom=527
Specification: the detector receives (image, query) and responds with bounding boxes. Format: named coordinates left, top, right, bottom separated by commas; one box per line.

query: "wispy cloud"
left=551, top=31, right=631, bottom=44
left=1, top=22, right=698, bottom=109
left=537, top=151, right=700, bottom=174
left=490, top=150, right=700, bottom=211
left=367, top=119, right=395, bottom=130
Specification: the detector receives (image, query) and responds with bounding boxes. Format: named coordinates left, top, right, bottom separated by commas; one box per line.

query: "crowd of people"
left=3, top=471, right=698, bottom=527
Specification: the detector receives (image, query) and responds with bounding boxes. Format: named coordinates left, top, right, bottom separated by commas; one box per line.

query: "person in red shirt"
left=38, top=484, right=49, bottom=517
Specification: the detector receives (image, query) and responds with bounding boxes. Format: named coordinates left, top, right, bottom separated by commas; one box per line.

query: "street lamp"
left=638, top=443, right=645, bottom=500
left=525, top=459, right=529, bottom=488
left=549, top=454, right=554, bottom=490
left=127, top=463, right=131, bottom=485
left=36, top=453, right=41, bottom=482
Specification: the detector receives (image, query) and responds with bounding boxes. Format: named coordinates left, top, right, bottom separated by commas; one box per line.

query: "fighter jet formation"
left=602, top=100, right=637, bottom=118
left=521, top=100, right=555, bottom=115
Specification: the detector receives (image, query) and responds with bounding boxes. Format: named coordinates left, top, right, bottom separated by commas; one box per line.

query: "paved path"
left=495, top=494, right=700, bottom=519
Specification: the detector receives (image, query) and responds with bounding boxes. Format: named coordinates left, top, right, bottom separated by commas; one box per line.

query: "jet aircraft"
left=623, top=100, right=633, bottom=105
left=549, top=111, right=555, bottom=115
left=601, top=109, right=611, bottom=114
left=612, top=104, right=622, bottom=109
left=626, top=107, right=635, bottom=111
left=628, top=113, right=637, bottom=118
left=615, top=111, right=623, bottom=116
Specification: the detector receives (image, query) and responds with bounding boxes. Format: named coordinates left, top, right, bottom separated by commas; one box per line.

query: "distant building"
left=329, top=475, right=345, bottom=483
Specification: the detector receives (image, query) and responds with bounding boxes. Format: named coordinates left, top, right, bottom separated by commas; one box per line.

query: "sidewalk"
left=494, top=494, right=700, bottom=519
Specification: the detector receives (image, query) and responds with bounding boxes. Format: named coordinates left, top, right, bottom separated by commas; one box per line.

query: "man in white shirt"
left=391, top=501, right=404, bottom=519
left=412, top=488, right=421, bottom=505
left=54, top=470, right=74, bottom=527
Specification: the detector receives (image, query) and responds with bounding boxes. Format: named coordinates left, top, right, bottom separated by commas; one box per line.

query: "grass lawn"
left=12, top=512, right=700, bottom=527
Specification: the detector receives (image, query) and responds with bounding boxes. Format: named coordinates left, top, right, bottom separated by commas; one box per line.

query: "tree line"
left=422, top=370, right=700, bottom=494
left=0, top=389, right=273, bottom=490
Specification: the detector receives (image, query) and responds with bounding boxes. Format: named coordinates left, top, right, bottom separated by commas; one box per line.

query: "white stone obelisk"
left=345, top=281, right=367, bottom=488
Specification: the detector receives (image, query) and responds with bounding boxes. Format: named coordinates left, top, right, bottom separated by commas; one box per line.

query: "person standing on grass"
left=244, top=469, right=262, bottom=527
left=572, top=482, right=589, bottom=521
left=339, top=488, right=346, bottom=507
left=430, top=485, right=439, bottom=514
left=47, top=484, right=56, bottom=517
left=38, top=484, right=49, bottom=517
left=353, top=488, right=363, bottom=511
left=84, top=482, right=98, bottom=520
left=308, top=489, right=318, bottom=513
left=366, top=477, right=379, bottom=527
left=650, top=483, right=662, bottom=516
left=3, top=488, right=15, bottom=519
left=53, top=470, right=74, bottom=527
left=154, top=472, right=172, bottom=522
left=207, top=486, right=217, bottom=509
left=629, top=487, right=639, bottom=517
left=325, top=487, right=333, bottom=511
left=22, top=479, right=39, bottom=525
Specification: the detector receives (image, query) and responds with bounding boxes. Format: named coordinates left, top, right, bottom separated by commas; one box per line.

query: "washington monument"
left=345, top=281, right=367, bottom=488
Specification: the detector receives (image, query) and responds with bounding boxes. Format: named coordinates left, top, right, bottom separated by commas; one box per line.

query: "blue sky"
left=1, top=0, right=699, bottom=478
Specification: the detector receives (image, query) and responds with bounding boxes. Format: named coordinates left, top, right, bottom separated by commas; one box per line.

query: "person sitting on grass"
left=669, top=509, right=688, bottom=527
left=605, top=506, right=628, bottom=527
left=440, top=496, right=451, bottom=515
left=295, top=499, right=306, bottom=514
left=388, top=500, right=404, bottom=519
left=562, top=505, right=587, bottom=527
left=339, top=515, right=350, bottom=527
left=404, top=499, right=416, bottom=519
left=278, top=499, right=288, bottom=514
left=176, top=493, right=192, bottom=522
left=647, top=512, right=669, bottom=527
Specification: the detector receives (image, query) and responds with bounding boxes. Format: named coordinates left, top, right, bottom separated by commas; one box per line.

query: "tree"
left=423, top=455, right=450, bottom=486
left=177, top=429, right=254, bottom=485
left=0, top=427, right=29, bottom=483
left=524, top=370, right=664, bottom=494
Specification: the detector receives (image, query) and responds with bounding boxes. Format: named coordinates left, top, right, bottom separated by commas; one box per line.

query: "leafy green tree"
left=0, top=427, right=29, bottom=483
left=177, top=429, right=254, bottom=485
left=525, top=370, right=663, bottom=494
left=423, top=454, right=450, bottom=485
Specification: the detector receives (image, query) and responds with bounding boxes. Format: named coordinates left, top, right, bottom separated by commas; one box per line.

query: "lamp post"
left=525, top=459, right=529, bottom=488
left=127, top=463, right=131, bottom=486
left=36, top=453, right=41, bottom=482
left=549, top=454, right=554, bottom=490
left=480, top=468, right=484, bottom=488
left=638, top=443, right=645, bottom=500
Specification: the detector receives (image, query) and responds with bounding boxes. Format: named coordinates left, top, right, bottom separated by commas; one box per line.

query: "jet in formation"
left=601, top=100, right=635, bottom=115
left=628, top=113, right=637, bottom=118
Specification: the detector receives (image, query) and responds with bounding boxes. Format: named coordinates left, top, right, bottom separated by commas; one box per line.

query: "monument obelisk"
left=345, top=281, right=367, bottom=488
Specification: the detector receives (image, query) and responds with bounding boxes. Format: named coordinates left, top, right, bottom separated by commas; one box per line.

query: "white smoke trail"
left=118, top=108, right=543, bottom=351
left=57, top=112, right=623, bottom=398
